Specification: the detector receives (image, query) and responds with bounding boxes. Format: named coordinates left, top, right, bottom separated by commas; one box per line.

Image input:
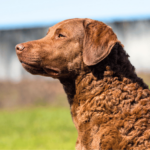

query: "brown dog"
left=16, top=18, right=150, bottom=150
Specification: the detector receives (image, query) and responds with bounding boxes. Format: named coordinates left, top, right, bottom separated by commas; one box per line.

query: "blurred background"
left=0, top=0, right=150, bottom=149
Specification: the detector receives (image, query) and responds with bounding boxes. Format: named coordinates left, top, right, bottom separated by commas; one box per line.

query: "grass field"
left=0, top=107, right=77, bottom=150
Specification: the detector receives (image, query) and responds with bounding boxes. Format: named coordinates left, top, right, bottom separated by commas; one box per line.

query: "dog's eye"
left=58, top=34, right=65, bottom=38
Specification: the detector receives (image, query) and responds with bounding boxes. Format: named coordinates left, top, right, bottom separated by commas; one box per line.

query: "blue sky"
left=1, top=0, right=150, bottom=29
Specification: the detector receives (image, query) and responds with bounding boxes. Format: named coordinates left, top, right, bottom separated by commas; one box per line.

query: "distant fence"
left=0, top=20, right=150, bottom=81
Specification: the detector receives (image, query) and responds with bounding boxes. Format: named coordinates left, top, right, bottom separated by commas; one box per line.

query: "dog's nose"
left=15, top=44, right=24, bottom=51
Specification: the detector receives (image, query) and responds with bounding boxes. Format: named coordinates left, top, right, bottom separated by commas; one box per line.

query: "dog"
left=16, top=18, right=150, bottom=150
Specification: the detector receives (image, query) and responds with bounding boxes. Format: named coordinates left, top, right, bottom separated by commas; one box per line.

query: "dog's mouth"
left=43, top=66, right=60, bottom=77
left=21, top=61, right=60, bottom=77
left=21, top=61, right=48, bottom=75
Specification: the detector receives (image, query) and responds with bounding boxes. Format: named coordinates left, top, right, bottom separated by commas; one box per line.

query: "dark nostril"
left=15, top=44, right=24, bottom=51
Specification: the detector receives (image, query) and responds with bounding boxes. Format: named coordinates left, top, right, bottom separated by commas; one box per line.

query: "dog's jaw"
left=21, top=61, right=48, bottom=76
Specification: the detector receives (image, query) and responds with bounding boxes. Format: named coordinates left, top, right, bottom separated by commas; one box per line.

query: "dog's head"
left=16, top=18, right=121, bottom=79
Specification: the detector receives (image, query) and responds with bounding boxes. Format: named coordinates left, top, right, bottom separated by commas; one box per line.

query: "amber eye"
left=58, top=34, right=65, bottom=38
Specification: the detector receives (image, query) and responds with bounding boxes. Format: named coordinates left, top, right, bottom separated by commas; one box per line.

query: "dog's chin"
left=21, top=62, right=60, bottom=78
left=21, top=62, right=48, bottom=76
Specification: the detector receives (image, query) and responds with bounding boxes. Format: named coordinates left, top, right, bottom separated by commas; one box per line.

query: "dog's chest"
left=70, top=76, right=150, bottom=149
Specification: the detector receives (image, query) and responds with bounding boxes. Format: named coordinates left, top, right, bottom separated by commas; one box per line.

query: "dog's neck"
left=60, top=44, right=148, bottom=107
left=60, top=64, right=148, bottom=110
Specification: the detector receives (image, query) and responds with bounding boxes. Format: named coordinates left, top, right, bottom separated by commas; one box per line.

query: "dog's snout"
left=15, top=44, right=24, bottom=51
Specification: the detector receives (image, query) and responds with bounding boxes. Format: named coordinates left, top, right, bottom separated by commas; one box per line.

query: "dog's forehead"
left=52, top=18, right=84, bottom=31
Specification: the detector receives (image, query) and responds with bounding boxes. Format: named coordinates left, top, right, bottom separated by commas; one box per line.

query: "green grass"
left=0, top=107, right=77, bottom=150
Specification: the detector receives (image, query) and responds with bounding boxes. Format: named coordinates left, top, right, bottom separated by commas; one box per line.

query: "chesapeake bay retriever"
left=16, top=18, right=150, bottom=150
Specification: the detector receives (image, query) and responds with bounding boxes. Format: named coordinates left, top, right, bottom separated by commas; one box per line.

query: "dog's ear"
left=83, top=19, right=122, bottom=66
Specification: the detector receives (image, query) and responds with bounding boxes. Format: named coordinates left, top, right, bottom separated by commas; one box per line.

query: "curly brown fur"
left=61, top=43, right=150, bottom=150
left=16, top=18, right=150, bottom=150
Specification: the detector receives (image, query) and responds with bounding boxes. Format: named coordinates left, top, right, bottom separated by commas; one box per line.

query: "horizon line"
left=1, top=14, right=150, bottom=30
